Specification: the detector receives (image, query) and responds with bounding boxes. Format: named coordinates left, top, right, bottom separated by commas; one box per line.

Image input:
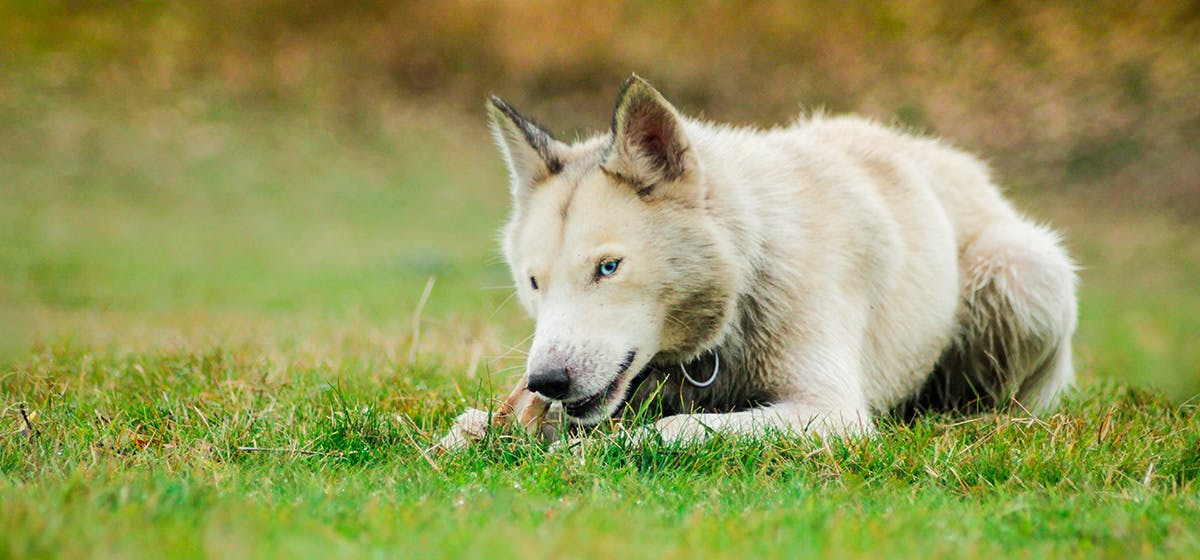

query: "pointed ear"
left=488, top=96, right=565, bottom=194
left=604, top=76, right=696, bottom=194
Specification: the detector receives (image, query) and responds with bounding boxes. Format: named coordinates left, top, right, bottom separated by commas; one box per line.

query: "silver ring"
left=679, top=351, right=719, bottom=388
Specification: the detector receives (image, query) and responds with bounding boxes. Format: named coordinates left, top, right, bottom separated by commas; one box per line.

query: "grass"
left=2, top=90, right=1200, bottom=558
left=5, top=353, right=1199, bottom=558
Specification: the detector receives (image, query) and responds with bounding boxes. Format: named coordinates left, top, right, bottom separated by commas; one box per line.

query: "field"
left=4, top=2, right=1200, bottom=558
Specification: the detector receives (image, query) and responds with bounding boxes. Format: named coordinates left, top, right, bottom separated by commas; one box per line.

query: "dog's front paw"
left=651, top=414, right=715, bottom=445
left=435, top=408, right=490, bottom=451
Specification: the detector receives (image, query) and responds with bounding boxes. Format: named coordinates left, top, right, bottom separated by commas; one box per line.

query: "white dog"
left=442, top=75, right=1076, bottom=447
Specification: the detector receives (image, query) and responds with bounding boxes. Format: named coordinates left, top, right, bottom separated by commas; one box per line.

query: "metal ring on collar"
left=679, top=351, right=720, bottom=388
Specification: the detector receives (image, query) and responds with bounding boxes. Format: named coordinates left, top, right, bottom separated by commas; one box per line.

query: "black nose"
left=527, top=367, right=570, bottom=400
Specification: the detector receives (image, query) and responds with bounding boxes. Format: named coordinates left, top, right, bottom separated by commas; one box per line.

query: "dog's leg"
left=642, top=299, right=880, bottom=444
left=649, top=401, right=874, bottom=444
left=937, top=219, right=1077, bottom=413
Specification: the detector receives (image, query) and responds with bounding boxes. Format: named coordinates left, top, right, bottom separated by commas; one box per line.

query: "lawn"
left=3, top=89, right=1199, bottom=558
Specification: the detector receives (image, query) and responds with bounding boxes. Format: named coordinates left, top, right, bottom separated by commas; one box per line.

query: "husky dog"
left=443, top=75, right=1076, bottom=446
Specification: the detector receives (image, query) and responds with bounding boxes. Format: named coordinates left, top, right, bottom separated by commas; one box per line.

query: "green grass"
left=5, top=350, right=1199, bottom=558
left=3, top=92, right=1200, bottom=558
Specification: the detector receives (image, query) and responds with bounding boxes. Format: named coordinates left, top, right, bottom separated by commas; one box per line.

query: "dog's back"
left=682, top=114, right=1076, bottom=416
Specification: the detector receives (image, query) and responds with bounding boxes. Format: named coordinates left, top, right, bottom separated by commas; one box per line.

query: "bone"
left=506, top=376, right=557, bottom=432
left=493, top=375, right=533, bottom=424
left=435, top=374, right=560, bottom=452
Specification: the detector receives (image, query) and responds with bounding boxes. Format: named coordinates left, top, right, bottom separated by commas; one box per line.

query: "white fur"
left=453, top=77, right=1077, bottom=446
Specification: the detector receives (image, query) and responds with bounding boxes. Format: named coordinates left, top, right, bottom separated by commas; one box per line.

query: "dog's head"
left=489, top=76, right=741, bottom=425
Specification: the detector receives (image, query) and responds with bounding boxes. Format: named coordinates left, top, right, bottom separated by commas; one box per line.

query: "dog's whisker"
left=489, top=290, right=519, bottom=319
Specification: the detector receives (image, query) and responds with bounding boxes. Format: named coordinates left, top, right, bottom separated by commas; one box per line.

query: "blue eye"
left=597, top=258, right=621, bottom=278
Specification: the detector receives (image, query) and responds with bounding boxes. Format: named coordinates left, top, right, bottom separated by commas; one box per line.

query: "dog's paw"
left=435, top=408, right=490, bottom=451
left=650, top=414, right=715, bottom=445
left=547, top=432, right=583, bottom=453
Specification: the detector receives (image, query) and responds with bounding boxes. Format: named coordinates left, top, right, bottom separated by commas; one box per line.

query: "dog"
left=440, top=75, right=1076, bottom=448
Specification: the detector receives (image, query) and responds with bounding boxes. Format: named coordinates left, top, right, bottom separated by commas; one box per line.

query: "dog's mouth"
left=562, top=350, right=639, bottom=421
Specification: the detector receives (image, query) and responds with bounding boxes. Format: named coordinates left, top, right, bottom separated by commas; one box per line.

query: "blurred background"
left=2, top=1, right=1198, bottom=399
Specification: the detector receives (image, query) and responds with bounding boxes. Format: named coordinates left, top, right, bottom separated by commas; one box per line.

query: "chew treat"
left=501, top=376, right=560, bottom=435
left=492, top=375, right=534, bottom=425
left=435, top=375, right=561, bottom=451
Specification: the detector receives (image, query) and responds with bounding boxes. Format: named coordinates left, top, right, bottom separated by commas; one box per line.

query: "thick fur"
left=469, top=76, right=1076, bottom=444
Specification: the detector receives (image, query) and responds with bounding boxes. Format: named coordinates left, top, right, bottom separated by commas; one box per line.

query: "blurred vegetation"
left=3, top=0, right=1198, bottom=214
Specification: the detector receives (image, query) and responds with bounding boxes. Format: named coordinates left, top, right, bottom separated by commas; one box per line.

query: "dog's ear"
left=488, top=96, right=565, bottom=196
left=604, top=75, right=697, bottom=197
